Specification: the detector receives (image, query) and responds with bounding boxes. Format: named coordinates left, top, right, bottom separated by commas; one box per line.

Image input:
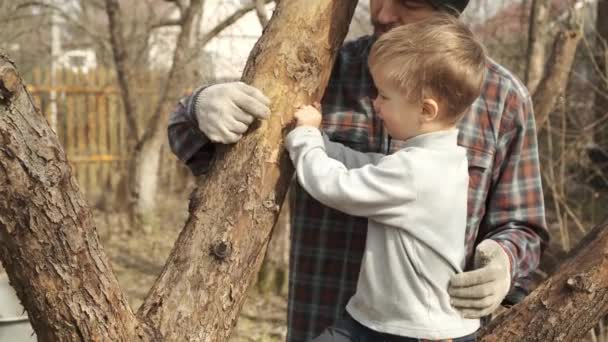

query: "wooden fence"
left=25, top=67, right=188, bottom=202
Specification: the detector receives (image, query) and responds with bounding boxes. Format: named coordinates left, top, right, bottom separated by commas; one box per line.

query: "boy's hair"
left=368, top=14, right=486, bottom=124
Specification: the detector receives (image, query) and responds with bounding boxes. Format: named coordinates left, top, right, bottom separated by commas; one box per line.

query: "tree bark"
left=532, top=29, right=582, bottom=130
left=0, top=1, right=357, bottom=341
left=525, top=0, right=550, bottom=93
left=479, top=220, right=608, bottom=341
left=0, top=56, right=153, bottom=342
left=257, top=183, right=292, bottom=296
left=137, top=1, right=358, bottom=340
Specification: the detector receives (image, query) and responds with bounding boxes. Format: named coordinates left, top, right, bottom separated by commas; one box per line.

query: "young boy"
left=284, top=14, right=487, bottom=341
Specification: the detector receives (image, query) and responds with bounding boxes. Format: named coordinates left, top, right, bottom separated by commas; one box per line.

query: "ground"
left=94, top=192, right=287, bottom=342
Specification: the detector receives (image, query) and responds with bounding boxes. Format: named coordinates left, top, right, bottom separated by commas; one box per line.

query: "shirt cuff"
left=285, top=126, right=323, bottom=148
left=492, top=238, right=515, bottom=285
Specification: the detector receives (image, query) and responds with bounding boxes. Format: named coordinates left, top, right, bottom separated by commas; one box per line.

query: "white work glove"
left=195, top=82, right=271, bottom=144
left=448, top=239, right=511, bottom=318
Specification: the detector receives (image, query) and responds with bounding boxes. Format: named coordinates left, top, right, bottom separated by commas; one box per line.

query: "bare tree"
left=105, top=0, right=279, bottom=229
left=525, top=0, right=550, bottom=93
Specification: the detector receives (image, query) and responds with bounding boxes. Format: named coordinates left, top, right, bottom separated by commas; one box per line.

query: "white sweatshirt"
left=285, top=126, right=479, bottom=339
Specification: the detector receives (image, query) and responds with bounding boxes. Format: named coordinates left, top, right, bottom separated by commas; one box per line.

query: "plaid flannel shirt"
left=168, top=36, right=549, bottom=342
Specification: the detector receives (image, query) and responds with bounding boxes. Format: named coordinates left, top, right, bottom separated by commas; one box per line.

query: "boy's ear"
left=421, top=99, right=439, bottom=122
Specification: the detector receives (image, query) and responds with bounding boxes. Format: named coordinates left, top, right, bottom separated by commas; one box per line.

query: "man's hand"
left=294, top=104, right=322, bottom=128
left=195, top=82, right=270, bottom=144
left=448, top=240, right=511, bottom=318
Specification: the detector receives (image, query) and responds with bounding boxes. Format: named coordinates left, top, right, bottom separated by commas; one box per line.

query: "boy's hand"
left=294, top=104, right=322, bottom=128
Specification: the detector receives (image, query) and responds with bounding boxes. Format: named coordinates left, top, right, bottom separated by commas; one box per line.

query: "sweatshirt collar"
left=401, top=129, right=459, bottom=149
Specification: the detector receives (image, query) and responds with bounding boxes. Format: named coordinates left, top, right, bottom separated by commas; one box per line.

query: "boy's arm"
left=321, top=133, right=385, bottom=169
left=285, top=126, right=415, bottom=223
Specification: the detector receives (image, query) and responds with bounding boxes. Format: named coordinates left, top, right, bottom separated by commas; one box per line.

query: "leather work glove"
left=448, top=239, right=511, bottom=318
left=195, top=82, right=271, bottom=144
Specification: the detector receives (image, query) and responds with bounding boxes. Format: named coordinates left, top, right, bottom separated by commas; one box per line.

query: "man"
left=168, top=1, right=549, bottom=341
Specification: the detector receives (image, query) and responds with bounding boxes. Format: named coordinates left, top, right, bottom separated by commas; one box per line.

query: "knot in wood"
left=0, top=65, right=21, bottom=102
left=566, top=274, right=594, bottom=293
left=211, top=241, right=232, bottom=260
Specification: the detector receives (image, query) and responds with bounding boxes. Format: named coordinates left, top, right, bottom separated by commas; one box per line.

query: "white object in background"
left=0, top=274, right=36, bottom=342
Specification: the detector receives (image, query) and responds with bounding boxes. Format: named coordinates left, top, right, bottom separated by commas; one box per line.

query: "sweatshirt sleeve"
left=285, top=126, right=416, bottom=225
left=321, top=132, right=385, bottom=169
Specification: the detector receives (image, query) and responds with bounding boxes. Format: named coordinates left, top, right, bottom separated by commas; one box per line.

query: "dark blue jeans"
left=312, top=314, right=477, bottom=342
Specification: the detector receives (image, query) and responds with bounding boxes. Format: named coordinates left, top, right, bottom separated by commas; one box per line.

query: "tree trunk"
left=0, top=56, right=153, bottom=342
left=128, top=133, right=164, bottom=228
left=532, top=29, right=582, bottom=130
left=257, top=182, right=293, bottom=296
left=0, top=1, right=357, bottom=341
left=106, top=0, right=203, bottom=229
left=136, top=1, right=358, bottom=340
left=525, top=0, right=550, bottom=93
left=479, top=220, right=608, bottom=341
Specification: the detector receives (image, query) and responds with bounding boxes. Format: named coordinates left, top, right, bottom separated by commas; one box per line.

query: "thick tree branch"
left=137, top=1, right=358, bottom=340
left=0, top=55, right=155, bottom=342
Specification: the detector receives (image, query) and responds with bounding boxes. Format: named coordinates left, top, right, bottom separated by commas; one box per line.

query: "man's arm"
left=483, top=88, right=549, bottom=283
left=167, top=82, right=271, bottom=176
left=449, top=85, right=549, bottom=318
left=286, top=126, right=415, bottom=223
left=168, top=87, right=215, bottom=176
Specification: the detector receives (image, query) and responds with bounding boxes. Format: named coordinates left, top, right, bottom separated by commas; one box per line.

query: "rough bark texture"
left=525, top=0, right=550, bottom=93
left=0, top=56, right=153, bottom=341
left=532, top=30, right=582, bottom=130
left=257, top=183, right=292, bottom=296
left=479, top=220, right=608, bottom=341
left=137, top=1, right=358, bottom=340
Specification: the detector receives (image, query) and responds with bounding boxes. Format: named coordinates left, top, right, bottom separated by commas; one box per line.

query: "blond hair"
left=368, top=14, right=486, bottom=123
